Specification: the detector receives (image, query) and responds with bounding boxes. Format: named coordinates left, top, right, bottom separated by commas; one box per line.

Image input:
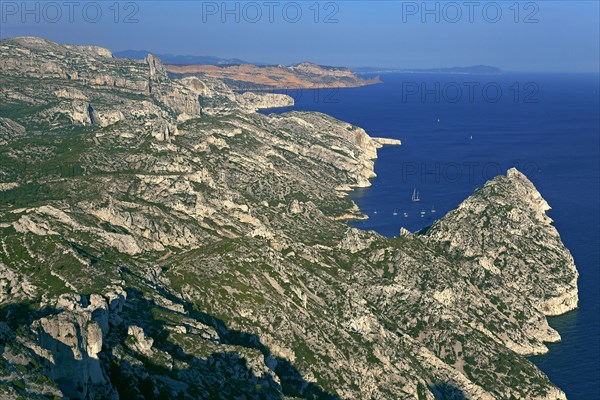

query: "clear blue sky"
left=1, top=1, right=598, bottom=72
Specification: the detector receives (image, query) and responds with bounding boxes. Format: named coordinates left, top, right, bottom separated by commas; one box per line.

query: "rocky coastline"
left=0, top=36, right=579, bottom=400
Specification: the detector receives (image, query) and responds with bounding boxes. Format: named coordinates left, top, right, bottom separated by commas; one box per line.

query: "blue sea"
left=261, top=72, right=600, bottom=399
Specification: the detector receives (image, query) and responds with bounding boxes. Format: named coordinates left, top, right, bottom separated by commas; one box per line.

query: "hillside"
left=0, top=37, right=578, bottom=400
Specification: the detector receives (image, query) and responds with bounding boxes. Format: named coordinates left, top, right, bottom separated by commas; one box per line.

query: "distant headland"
left=164, top=62, right=382, bottom=90
left=355, top=65, right=503, bottom=75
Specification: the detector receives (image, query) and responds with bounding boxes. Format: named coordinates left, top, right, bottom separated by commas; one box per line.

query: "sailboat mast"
left=412, top=188, right=420, bottom=202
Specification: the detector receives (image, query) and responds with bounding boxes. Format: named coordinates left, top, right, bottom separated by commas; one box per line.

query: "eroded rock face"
left=126, top=326, right=154, bottom=355
left=235, top=91, right=295, bottom=111
left=64, top=45, right=114, bottom=58
left=0, top=37, right=578, bottom=400
left=427, top=168, right=579, bottom=318
left=34, top=294, right=117, bottom=400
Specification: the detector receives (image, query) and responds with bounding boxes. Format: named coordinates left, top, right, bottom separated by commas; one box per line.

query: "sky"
left=1, top=1, right=599, bottom=72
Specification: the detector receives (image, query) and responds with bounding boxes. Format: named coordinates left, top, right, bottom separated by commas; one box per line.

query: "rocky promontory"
left=166, top=62, right=381, bottom=89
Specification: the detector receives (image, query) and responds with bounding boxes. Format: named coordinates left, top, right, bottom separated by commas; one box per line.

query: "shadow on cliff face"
left=0, top=301, right=59, bottom=353
left=108, top=288, right=283, bottom=399
left=117, top=278, right=339, bottom=400
left=121, top=267, right=339, bottom=400
left=1, top=301, right=115, bottom=400
left=108, top=348, right=283, bottom=399
left=429, top=382, right=467, bottom=400
left=0, top=302, right=74, bottom=398
left=39, top=332, right=107, bottom=399
left=1, top=290, right=338, bottom=400
left=0, top=301, right=59, bottom=330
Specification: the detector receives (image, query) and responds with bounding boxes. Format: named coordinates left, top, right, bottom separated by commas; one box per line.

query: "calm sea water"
left=261, top=72, right=600, bottom=399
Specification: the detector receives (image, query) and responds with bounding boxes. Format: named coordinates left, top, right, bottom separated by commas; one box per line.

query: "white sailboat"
left=411, top=188, right=420, bottom=202
left=431, top=204, right=436, bottom=213
left=420, top=209, right=426, bottom=217
left=393, top=209, right=398, bottom=216
left=403, top=212, right=408, bottom=218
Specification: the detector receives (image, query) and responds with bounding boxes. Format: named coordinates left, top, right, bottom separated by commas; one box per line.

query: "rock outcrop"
left=0, top=37, right=292, bottom=141
left=428, top=168, right=579, bottom=319
left=34, top=294, right=116, bottom=400
left=235, top=91, right=295, bottom=111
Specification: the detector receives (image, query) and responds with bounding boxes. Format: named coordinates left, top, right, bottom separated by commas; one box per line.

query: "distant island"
left=355, top=65, right=503, bottom=75
left=165, top=62, right=382, bottom=90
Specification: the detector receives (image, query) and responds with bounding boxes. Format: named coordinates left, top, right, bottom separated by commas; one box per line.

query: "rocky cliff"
left=0, top=37, right=578, bottom=400
left=427, top=168, right=579, bottom=320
